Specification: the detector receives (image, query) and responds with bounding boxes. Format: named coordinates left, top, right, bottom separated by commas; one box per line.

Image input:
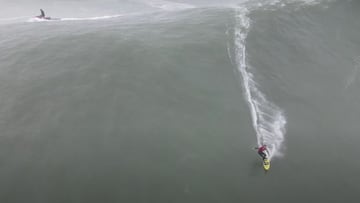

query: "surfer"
left=255, top=145, right=267, bottom=160
left=36, top=9, right=45, bottom=18
left=35, top=9, right=52, bottom=20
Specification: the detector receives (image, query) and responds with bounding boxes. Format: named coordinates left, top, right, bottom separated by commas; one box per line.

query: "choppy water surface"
left=1, top=0, right=360, bottom=202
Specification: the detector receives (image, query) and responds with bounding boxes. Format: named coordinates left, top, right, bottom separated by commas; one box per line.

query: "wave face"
left=1, top=0, right=360, bottom=202
left=0, top=0, right=343, bottom=162
left=230, top=0, right=335, bottom=159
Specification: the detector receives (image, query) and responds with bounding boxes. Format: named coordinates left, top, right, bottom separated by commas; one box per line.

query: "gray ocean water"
left=1, top=0, right=360, bottom=202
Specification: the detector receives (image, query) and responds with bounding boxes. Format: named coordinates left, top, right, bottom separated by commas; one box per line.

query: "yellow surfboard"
left=263, top=159, right=270, bottom=171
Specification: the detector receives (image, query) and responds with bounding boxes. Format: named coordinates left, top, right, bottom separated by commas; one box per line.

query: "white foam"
left=237, top=0, right=332, bottom=12
left=27, top=14, right=125, bottom=23
left=27, top=18, right=50, bottom=22
left=61, top=14, right=124, bottom=21
left=233, top=7, right=286, bottom=160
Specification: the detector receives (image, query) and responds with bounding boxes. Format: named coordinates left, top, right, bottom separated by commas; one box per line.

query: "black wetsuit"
left=39, top=9, right=45, bottom=18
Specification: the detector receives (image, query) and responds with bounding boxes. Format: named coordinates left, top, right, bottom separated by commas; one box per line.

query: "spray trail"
left=233, top=7, right=286, bottom=160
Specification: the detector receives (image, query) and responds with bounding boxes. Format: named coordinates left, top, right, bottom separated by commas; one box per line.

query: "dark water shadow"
left=248, top=159, right=264, bottom=177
